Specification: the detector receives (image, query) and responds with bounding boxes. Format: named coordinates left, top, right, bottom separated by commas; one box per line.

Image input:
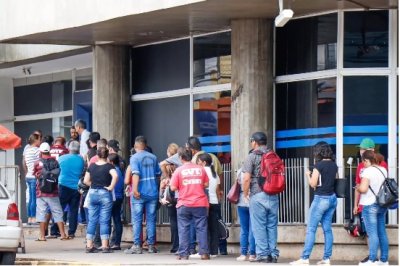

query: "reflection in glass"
left=276, top=14, right=337, bottom=75
left=276, top=78, right=337, bottom=158
left=343, top=11, right=388, bottom=68
left=193, top=32, right=231, bottom=87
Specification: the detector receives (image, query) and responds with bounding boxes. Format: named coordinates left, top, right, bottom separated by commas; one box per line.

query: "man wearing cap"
left=242, top=132, right=279, bottom=263
left=57, top=140, right=85, bottom=238
left=353, top=138, right=388, bottom=263
left=33, top=142, right=70, bottom=241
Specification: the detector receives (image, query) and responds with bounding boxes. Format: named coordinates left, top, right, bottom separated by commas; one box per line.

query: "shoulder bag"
left=369, top=166, right=398, bottom=208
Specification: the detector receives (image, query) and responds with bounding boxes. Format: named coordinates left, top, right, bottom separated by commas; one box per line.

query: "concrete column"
left=231, top=19, right=273, bottom=171
left=93, top=45, right=130, bottom=158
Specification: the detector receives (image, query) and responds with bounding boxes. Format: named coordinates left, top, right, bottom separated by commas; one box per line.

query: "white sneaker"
left=376, top=261, right=389, bottom=266
left=290, top=258, right=310, bottom=265
left=189, top=253, right=201, bottom=259
left=236, top=255, right=248, bottom=261
left=317, top=259, right=330, bottom=265
left=210, top=254, right=218, bottom=258
left=359, top=260, right=377, bottom=266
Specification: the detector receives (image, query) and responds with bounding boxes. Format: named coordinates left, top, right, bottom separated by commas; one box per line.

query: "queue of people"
left=21, top=122, right=392, bottom=265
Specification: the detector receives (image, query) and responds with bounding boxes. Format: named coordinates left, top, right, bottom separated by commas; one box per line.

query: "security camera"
left=275, top=9, right=294, bottom=27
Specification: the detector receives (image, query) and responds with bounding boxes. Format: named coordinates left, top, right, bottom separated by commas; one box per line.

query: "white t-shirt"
left=205, top=166, right=220, bottom=204
left=79, top=129, right=90, bottom=157
left=23, top=145, right=40, bottom=178
left=359, top=165, right=387, bottom=206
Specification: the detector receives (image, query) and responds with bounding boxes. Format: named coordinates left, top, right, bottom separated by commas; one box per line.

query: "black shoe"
left=170, top=249, right=178, bottom=253
left=85, top=246, right=98, bottom=253
left=148, top=245, right=158, bottom=253
left=360, top=256, right=378, bottom=263
left=250, top=257, right=268, bottom=263
left=111, top=246, right=121, bottom=251
left=189, top=249, right=197, bottom=255
left=177, top=255, right=189, bottom=260
left=102, top=247, right=113, bottom=253
left=267, top=255, right=278, bottom=263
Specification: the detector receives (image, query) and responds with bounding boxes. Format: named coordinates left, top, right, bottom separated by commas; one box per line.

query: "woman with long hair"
left=291, top=141, right=338, bottom=265
left=84, top=147, right=118, bottom=253
left=356, top=150, right=389, bottom=265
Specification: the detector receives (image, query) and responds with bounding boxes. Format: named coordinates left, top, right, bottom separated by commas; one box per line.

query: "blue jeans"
left=59, top=185, right=80, bottom=235
left=131, top=198, right=157, bottom=245
left=86, top=188, right=113, bottom=241
left=111, top=198, right=123, bottom=246
left=302, top=194, right=337, bottom=260
left=238, top=206, right=256, bottom=256
left=177, top=206, right=209, bottom=257
left=362, top=203, right=389, bottom=262
left=26, top=178, right=37, bottom=218
left=250, top=192, right=279, bottom=259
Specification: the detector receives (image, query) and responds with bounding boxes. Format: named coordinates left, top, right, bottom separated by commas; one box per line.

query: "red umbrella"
left=0, top=125, right=21, bottom=150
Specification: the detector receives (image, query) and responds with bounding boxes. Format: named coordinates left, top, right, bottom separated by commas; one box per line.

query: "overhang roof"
left=1, top=0, right=397, bottom=46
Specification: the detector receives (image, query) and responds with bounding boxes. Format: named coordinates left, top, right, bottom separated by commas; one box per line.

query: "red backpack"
left=257, top=150, right=286, bottom=195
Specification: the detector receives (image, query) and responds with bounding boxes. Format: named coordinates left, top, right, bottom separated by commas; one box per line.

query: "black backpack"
left=39, top=158, right=60, bottom=193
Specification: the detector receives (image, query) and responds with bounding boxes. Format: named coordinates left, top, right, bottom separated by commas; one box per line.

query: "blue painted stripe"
left=344, top=125, right=388, bottom=133
left=276, top=127, right=336, bottom=138
left=199, top=135, right=231, bottom=144
left=202, top=145, right=231, bottom=153
left=276, top=136, right=389, bottom=149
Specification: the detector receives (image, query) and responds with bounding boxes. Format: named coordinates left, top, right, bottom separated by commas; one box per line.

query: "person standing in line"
left=23, top=132, right=41, bottom=225
left=124, top=136, right=161, bottom=254
left=84, top=147, right=118, bottom=253
left=242, top=132, right=279, bottom=263
left=50, top=136, right=69, bottom=160
left=66, top=126, right=79, bottom=149
left=74, top=119, right=90, bottom=159
left=355, top=150, right=389, bottom=266
left=108, top=153, right=124, bottom=251
left=170, top=148, right=210, bottom=260
left=290, top=141, right=338, bottom=266
left=57, top=140, right=84, bottom=238
left=236, top=165, right=256, bottom=261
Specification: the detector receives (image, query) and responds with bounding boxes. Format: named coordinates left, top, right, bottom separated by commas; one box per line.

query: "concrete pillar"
left=93, top=45, right=130, bottom=158
left=231, top=19, right=273, bottom=171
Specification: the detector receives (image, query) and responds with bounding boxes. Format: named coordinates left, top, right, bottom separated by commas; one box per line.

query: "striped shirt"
left=23, top=145, right=40, bottom=178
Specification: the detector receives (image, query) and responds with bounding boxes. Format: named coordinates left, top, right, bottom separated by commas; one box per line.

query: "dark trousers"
left=208, top=204, right=221, bottom=255
left=59, top=185, right=80, bottom=235
left=110, top=198, right=123, bottom=246
left=167, top=205, right=179, bottom=252
left=177, top=206, right=208, bottom=257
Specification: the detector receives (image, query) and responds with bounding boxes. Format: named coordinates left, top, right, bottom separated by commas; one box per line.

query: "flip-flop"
left=60, top=236, right=72, bottom=240
left=35, top=238, right=46, bottom=242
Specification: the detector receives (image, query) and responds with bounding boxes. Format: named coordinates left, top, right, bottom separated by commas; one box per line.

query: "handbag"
left=335, top=178, right=348, bottom=198
left=226, top=179, right=240, bottom=204
left=369, top=166, right=399, bottom=208
left=217, top=219, right=229, bottom=240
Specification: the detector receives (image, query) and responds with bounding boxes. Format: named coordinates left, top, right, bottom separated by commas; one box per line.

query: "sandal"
left=35, top=238, right=46, bottom=241
left=60, top=236, right=71, bottom=240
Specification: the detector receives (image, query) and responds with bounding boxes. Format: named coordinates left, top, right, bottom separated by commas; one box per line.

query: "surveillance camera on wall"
left=275, top=9, right=294, bottom=27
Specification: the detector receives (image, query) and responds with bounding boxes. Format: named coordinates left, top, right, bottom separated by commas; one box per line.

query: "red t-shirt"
left=50, top=144, right=69, bottom=161
left=33, top=155, right=59, bottom=198
left=170, top=162, right=209, bottom=208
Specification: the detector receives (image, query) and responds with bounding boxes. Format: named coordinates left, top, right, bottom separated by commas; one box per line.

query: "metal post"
left=303, top=158, right=310, bottom=223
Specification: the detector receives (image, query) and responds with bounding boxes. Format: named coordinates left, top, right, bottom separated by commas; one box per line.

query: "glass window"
left=344, top=11, right=388, bottom=68
left=276, top=14, right=337, bottom=75
left=132, top=96, right=190, bottom=160
left=14, top=81, right=72, bottom=116
left=193, top=91, right=231, bottom=162
left=276, top=78, right=337, bottom=158
left=132, top=39, right=190, bottom=94
left=193, top=32, right=231, bottom=87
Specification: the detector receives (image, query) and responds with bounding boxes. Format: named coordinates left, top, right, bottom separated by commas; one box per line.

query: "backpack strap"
left=368, top=166, right=387, bottom=196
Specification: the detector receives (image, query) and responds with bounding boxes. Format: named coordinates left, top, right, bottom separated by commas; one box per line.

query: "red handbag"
left=226, top=179, right=240, bottom=204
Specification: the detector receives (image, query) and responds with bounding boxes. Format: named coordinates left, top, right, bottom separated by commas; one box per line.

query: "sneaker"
left=290, top=258, right=310, bottom=265
left=85, top=246, right=98, bottom=253
left=101, top=247, right=113, bottom=253
left=210, top=254, right=218, bottom=258
left=317, top=259, right=331, bottom=265
left=359, top=260, right=377, bottom=266
left=189, top=253, right=201, bottom=259
left=111, top=245, right=121, bottom=251
left=250, top=257, right=269, bottom=263
left=124, top=244, right=143, bottom=254
left=176, top=255, right=189, bottom=260
left=267, top=255, right=278, bottom=263
left=236, top=255, right=248, bottom=261
left=376, top=261, right=389, bottom=266
left=148, top=245, right=158, bottom=253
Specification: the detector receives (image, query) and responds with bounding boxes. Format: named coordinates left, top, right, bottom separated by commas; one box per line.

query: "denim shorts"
left=36, top=197, right=64, bottom=223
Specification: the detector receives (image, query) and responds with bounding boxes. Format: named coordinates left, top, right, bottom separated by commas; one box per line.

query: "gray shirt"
left=242, top=146, right=269, bottom=196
